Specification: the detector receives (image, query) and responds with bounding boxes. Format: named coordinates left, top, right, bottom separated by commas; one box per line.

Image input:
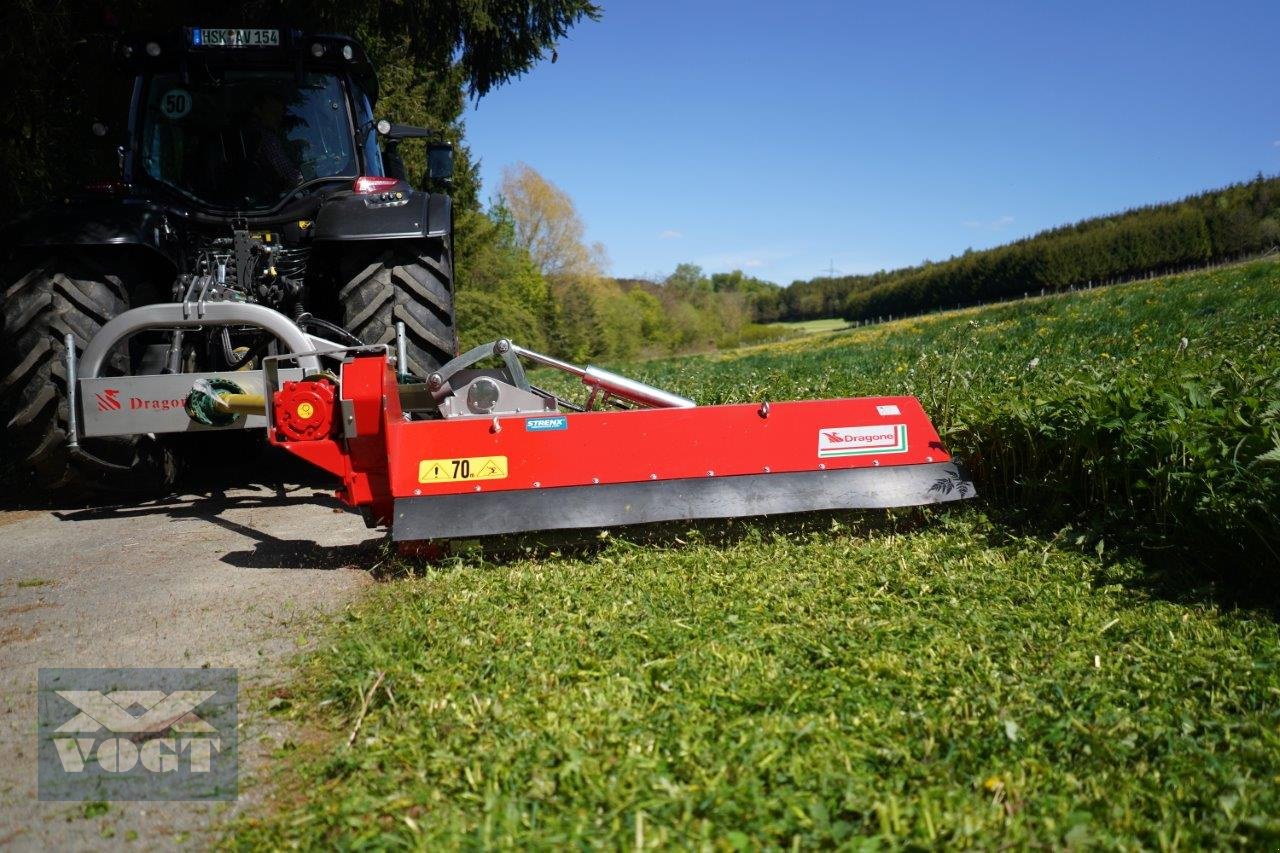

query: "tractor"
left=1, top=28, right=455, bottom=493
left=0, top=27, right=974, bottom=542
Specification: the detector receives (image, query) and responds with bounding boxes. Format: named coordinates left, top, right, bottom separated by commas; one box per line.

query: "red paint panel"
left=385, top=396, right=950, bottom=499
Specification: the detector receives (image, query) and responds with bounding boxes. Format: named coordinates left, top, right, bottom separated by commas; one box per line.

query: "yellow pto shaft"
left=212, top=392, right=266, bottom=416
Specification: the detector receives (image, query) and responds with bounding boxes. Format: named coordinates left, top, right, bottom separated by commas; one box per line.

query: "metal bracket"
left=79, top=302, right=324, bottom=378
left=395, top=320, right=409, bottom=380
left=414, top=339, right=694, bottom=418
left=427, top=339, right=530, bottom=397
left=65, top=333, right=80, bottom=449
left=262, top=343, right=387, bottom=433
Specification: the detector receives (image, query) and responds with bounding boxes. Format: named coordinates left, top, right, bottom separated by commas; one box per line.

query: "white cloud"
left=963, top=215, right=1015, bottom=230
left=1273, top=140, right=1280, bottom=148
left=696, top=248, right=793, bottom=271
left=658, top=229, right=683, bottom=240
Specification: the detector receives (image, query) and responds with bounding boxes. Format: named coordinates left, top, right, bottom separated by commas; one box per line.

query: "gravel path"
left=0, top=462, right=379, bottom=850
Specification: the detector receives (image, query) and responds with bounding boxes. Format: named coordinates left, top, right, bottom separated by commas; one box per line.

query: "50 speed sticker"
left=418, top=455, right=508, bottom=484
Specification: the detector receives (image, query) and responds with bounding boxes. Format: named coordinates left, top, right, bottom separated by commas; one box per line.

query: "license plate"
left=189, top=28, right=280, bottom=48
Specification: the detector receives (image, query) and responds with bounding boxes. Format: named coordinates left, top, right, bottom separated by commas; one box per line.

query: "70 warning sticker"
left=418, top=455, right=508, bottom=483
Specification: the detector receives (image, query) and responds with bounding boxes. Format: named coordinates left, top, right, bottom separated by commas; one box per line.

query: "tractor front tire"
left=337, top=239, right=457, bottom=379
left=0, top=253, right=178, bottom=499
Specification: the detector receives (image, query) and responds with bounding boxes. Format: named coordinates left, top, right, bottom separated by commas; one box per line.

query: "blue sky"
left=463, top=1, right=1280, bottom=285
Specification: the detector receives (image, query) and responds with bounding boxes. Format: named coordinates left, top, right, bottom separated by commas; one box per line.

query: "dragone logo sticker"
left=38, top=668, right=237, bottom=801
left=94, top=390, right=186, bottom=413
left=817, top=424, right=908, bottom=458
left=128, top=396, right=187, bottom=410
left=95, top=388, right=121, bottom=412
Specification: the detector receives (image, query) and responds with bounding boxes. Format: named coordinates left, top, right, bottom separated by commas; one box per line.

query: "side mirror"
left=427, top=143, right=453, bottom=181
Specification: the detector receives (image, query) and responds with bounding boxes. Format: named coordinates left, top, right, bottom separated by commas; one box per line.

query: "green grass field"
left=770, top=317, right=851, bottom=335
left=233, top=262, right=1280, bottom=848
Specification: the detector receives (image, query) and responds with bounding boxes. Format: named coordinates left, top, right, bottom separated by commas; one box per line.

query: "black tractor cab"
left=0, top=27, right=459, bottom=496
left=115, top=29, right=385, bottom=217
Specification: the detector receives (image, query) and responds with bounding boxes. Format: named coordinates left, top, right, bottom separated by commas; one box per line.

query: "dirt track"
left=0, top=457, right=379, bottom=849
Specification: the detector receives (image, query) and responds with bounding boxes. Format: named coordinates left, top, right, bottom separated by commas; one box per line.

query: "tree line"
left=755, top=175, right=1280, bottom=324
left=456, top=164, right=788, bottom=361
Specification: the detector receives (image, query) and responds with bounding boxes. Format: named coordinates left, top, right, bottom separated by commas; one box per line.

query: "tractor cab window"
left=139, top=69, right=357, bottom=210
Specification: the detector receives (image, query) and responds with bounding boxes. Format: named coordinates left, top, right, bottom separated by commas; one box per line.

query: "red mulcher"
left=68, top=313, right=975, bottom=544
left=61, top=309, right=980, bottom=549
left=66, top=305, right=974, bottom=545
left=270, top=344, right=974, bottom=542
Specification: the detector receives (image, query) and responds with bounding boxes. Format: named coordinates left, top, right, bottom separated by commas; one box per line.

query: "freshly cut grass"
left=233, top=262, right=1280, bottom=848
left=235, top=516, right=1280, bottom=848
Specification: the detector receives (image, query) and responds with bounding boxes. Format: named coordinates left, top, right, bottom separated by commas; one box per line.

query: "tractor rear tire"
left=0, top=253, right=178, bottom=499
left=337, top=239, right=457, bottom=379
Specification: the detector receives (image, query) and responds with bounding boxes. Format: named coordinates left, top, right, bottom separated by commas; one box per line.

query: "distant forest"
left=752, top=175, right=1280, bottom=324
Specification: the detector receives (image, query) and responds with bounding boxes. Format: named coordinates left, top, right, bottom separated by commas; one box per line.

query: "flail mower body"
left=67, top=302, right=975, bottom=543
